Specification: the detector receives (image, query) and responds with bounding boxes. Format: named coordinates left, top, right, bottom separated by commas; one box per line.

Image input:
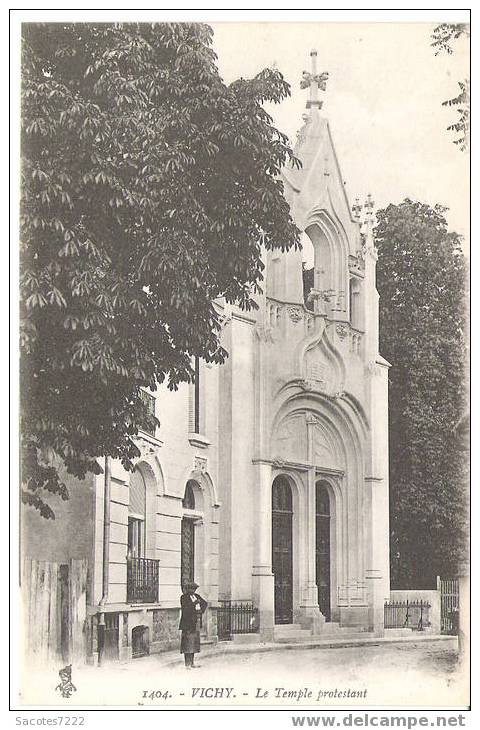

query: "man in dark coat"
left=179, top=581, right=207, bottom=668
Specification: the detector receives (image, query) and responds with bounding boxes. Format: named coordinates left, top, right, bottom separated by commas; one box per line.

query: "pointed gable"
left=282, top=109, right=359, bottom=256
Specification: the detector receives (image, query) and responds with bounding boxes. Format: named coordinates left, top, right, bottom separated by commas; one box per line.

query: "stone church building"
left=22, top=52, right=391, bottom=663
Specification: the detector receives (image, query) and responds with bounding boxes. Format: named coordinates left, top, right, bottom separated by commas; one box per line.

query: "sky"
left=210, top=22, right=469, bottom=249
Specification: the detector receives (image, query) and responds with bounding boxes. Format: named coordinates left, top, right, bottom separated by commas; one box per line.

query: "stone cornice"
left=252, top=457, right=344, bottom=477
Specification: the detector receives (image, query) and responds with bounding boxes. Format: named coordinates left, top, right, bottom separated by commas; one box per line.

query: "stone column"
left=364, top=473, right=388, bottom=637
left=252, top=461, right=274, bottom=641
left=298, top=416, right=325, bottom=633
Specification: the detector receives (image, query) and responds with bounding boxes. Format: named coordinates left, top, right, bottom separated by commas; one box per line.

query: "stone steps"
left=274, top=623, right=310, bottom=634
left=273, top=622, right=373, bottom=644
left=275, top=631, right=372, bottom=644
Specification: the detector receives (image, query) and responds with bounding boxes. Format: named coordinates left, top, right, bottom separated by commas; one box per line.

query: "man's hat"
left=183, top=581, right=199, bottom=591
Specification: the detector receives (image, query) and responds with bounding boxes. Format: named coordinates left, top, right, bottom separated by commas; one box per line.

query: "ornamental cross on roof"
left=300, top=49, right=329, bottom=109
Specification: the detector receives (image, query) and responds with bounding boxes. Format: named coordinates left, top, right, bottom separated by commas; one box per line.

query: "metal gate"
left=103, top=613, right=119, bottom=661
left=438, top=577, right=459, bottom=634
left=132, top=625, right=150, bottom=658
left=217, top=601, right=259, bottom=640
left=272, top=477, right=293, bottom=624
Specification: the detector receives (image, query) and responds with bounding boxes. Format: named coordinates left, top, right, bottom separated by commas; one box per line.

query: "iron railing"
left=384, top=599, right=431, bottom=630
left=127, top=557, right=159, bottom=604
left=439, top=578, right=459, bottom=634
left=217, top=601, right=259, bottom=641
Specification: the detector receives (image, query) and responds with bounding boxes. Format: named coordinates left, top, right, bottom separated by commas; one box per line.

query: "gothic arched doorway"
left=272, top=475, right=293, bottom=624
left=315, top=481, right=331, bottom=621
left=181, top=480, right=197, bottom=587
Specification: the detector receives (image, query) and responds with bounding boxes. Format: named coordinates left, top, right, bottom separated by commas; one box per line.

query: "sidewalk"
left=136, top=632, right=456, bottom=669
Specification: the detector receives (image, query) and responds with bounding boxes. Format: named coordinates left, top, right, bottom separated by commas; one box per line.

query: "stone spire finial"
left=363, top=194, right=377, bottom=257
left=352, top=197, right=362, bottom=221
left=300, top=49, right=329, bottom=109
left=364, top=193, right=375, bottom=218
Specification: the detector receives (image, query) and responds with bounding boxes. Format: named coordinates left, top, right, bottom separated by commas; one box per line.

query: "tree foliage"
left=375, top=200, right=468, bottom=587
left=21, top=22, right=300, bottom=517
left=431, top=23, right=470, bottom=151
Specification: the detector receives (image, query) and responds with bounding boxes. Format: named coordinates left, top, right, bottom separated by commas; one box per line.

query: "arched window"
left=349, top=277, right=362, bottom=329
left=181, top=480, right=200, bottom=587
left=272, top=475, right=293, bottom=512
left=316, top=482, right=330, bottom=516
left=182, top=480, right=196, bottom=510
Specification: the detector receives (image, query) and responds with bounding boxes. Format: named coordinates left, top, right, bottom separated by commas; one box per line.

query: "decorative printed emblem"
left=55, top=665, right=77, bottom=698
left=287, top=306, right=303, bottom=324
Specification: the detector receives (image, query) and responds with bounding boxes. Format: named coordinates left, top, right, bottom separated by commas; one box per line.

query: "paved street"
left=20, top=638, right=468, bottom=708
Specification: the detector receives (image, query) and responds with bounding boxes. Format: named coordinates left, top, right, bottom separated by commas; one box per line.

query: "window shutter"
left=188, top=382, right=195, bottom=431
left=130, top=469, right=146, bottom=516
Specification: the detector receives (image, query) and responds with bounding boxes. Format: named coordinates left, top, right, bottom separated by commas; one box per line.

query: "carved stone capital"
left=336, top=323, right=349, bottom=340
left=136, top=436, right=161, bottom=459
left=194, top=456, right=207, bottom=473
left=287, top=306, right=303, bottom=324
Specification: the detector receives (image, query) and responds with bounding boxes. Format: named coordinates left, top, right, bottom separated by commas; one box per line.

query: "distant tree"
left=431, top=23, right=470, bottom=151
left=431, top=23, right=469, bottom=55
left=21, top=22, right=300, bottom=517
left=375, top=200, right=468, bottom=587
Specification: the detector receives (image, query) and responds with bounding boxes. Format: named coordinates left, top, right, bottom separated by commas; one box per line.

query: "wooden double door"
left=272, top=477, right=332, bottom=624
left=272, top=476, right=293, bottom=624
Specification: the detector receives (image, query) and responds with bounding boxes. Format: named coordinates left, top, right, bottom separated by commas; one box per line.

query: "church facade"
left=22, top=52, right=391, bottom=663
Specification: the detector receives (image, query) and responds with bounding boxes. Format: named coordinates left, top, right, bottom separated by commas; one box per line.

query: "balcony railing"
left=127, top=557, right=159, bottom=604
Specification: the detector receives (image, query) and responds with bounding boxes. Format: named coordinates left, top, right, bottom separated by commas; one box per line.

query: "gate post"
left=458, top=563, right=469, bottom=660
left=366, top=570, right=385, bottom=637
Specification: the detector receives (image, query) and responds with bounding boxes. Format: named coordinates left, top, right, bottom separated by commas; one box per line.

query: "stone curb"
left=147, top=633, right=457, bottom=669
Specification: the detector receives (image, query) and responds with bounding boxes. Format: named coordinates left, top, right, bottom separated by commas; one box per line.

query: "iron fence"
left=384, top=599, right=431, bottom=630
left=127, top=557, right=159, bottom=604
left=439, top=578, right=459, bottom=634
left=217, top=601, right=259, bottom=641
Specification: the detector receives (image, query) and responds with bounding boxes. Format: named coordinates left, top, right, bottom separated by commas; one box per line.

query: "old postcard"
left=12, top=11, right=470, bottom=712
